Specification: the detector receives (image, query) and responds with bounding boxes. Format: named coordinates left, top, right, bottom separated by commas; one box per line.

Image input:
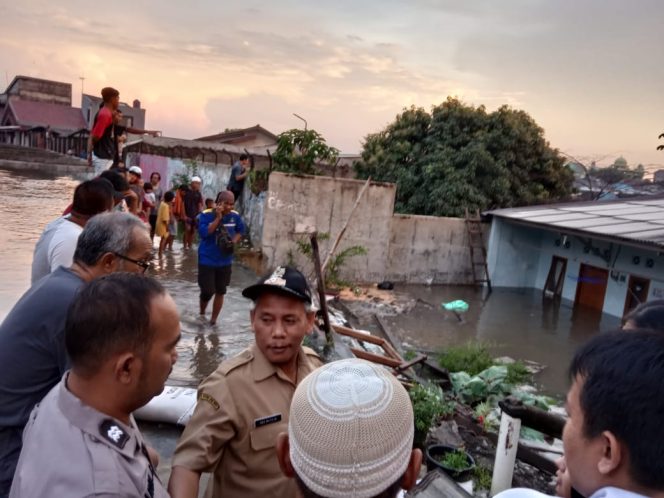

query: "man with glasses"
left=0, top=212, right=152, bottom=497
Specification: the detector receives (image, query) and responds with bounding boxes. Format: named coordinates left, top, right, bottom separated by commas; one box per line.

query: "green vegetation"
left=403, top=350, right=417, bottom=361
left=355, top=97, right=573, bottom=217
left=288, top=232, right=367, bottom=288
left=409, top=383, right=446, bottom=447
left=437, top=341, right=494, bottom=376
left=474, top=465, right=493, bottom=490
left=504, top=360, right=532, bottom=385
left=273, top=128, right=339, bottom=175
left=171, top=160, right=200, bottom=190
left=438, top=449, right=470, bottom=471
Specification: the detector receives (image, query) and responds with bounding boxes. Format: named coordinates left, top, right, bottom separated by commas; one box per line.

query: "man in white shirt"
left=31, top=179, right=114, bottom=284
left=496, top=331, right=664, bottom=498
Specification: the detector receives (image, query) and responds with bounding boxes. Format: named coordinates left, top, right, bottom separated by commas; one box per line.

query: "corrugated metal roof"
left=487, top=197, right=664, bottom=249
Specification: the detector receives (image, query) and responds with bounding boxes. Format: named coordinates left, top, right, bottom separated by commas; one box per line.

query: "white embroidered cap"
left=289, top=359, right=414, bottom=498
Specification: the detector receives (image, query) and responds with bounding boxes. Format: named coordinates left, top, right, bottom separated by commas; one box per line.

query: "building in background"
left=486, top=197, right=664, bottom=318
left=196, top=125, right=278, bottom=148
left=0, top=76, right=87, bottom=154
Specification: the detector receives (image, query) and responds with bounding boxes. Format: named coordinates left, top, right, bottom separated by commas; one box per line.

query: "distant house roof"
left=4, top=75, right=71, bottom=94
left=487, top=197, right=664, bottom=250
left=196, top=125, right=278, bottom=145
left=4, top=99, right=87, bottom=135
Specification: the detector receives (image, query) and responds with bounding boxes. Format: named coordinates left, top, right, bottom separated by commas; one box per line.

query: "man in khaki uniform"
left=169, top=266, right=322, bottom=498
left=10, top=274, right=180, bottom=498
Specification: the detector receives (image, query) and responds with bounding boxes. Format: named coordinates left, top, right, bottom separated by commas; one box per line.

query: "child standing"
left=143, top=182, right=156, bottom=228
left=157, top=191, right=175, bottom=256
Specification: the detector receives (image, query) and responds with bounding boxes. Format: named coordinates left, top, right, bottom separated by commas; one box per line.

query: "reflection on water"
left=0, top=168, right=622, bottom=397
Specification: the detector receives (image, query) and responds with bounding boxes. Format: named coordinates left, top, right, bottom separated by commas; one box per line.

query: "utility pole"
left=293, top=113, right=307, bottom=130
left=79, top=76, right=85, bottom=106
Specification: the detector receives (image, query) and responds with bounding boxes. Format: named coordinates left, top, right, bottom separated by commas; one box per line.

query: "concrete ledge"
left=0, top=159, right=92, bottom=176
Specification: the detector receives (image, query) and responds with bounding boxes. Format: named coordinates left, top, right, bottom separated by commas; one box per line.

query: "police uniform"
left=172, top=342, right=322, bottom=498
left=10, top=374, right=168, bottom=498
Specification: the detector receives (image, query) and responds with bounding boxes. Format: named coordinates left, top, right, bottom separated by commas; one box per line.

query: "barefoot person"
left=157, top=191, right=175, bottom=257
left=196, top=191, right=245, bottom=325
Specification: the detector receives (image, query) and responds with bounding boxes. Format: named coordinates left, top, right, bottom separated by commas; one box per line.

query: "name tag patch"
left=255, top=413, right=282, bottom=428
left=199, top=393, right=220, bottom=411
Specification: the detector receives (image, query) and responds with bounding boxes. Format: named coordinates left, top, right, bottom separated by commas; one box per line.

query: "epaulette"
left=219, top=348, right=253, bottom=376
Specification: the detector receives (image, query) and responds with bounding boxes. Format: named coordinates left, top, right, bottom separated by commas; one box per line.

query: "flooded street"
left=0, top=168, right=621, bottom=486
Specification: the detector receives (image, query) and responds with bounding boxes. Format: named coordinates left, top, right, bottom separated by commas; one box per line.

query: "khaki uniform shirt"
left=10, top=374, right=168, bottom=498
left=172, top=343, right=322, bottom=498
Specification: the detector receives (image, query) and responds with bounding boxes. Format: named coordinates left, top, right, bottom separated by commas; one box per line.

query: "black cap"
left=242, top=266, right=312, bottom=304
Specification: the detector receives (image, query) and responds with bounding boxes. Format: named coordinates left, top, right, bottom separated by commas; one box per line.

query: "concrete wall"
left=487, top=217, right=664, bottom=317
left=387, top=214, right=474, bottom=284
left=261, top=172, right=476, bottom=284
left=262, top=172, right=396, bottom=283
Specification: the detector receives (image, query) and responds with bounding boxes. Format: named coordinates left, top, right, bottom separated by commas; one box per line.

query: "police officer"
left=169, top=266, right=322, bottom=498
left=9, top=274, right=180, bottom=497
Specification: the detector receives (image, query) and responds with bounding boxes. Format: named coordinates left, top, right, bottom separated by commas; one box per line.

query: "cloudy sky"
left=1, top=0, right=663, bottom=169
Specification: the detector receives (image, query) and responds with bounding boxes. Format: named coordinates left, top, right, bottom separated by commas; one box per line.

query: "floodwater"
left=346, top=284, right=621, bottom=398
left=0, top=168, right=621, bottom=486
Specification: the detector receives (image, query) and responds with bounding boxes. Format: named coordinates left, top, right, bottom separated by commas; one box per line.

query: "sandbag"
left=134, top=385, right=197, bottom=426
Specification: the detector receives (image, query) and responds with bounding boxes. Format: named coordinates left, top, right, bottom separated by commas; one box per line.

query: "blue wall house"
left=486, top=198, right=664, bottom=318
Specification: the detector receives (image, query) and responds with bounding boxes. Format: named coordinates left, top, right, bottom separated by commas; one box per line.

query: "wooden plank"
left=350, top=348, right=403, bottom=368
left=395, top=354, right=428, bottom=371
left=332, top=324, right=385, bottom=346
left=407, top=469, right=472, bottom=498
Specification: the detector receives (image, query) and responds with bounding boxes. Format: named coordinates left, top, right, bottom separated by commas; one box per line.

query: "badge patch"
left=100, top=419, right=129, bottom=449
left=199, top=392, right=220, bottom=410
left=255, top=413, right=282, bottom=428
left=265, top=267, right=286, bottom=287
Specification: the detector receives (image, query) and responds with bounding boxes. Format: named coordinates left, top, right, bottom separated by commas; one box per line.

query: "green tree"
left=272, top=128, right=339, bottom=175
left=355, top=98, right=573, bottom=217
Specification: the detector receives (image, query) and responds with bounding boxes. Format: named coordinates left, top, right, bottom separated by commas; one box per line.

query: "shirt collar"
left=590, top=487, right=651, bottom=498
left=57, top=372, right=140, bottom=458
left=250, top=342, right=312, bottom=385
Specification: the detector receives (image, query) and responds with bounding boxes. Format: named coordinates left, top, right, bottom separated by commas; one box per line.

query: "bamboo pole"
left=321, top=177, right=371, bottom=274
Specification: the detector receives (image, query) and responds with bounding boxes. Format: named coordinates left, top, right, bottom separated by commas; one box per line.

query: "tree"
left=272, top=128, right=339, bottom=175
left=355, top=98, right=573, bottom=217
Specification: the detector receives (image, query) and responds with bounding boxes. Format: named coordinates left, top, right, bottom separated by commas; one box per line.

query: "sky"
left=1, top=0, right=663, bottom=170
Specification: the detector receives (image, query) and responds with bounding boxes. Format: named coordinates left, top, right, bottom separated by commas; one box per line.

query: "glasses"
left=114, top=253, right=152, bottom=273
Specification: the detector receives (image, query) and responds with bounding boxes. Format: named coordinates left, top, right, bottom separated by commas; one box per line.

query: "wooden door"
left=575, top=264, right=608, bottom=312
left=623, top=276, right=650, bottom=316
left=544, top=256, right=567, bottom=299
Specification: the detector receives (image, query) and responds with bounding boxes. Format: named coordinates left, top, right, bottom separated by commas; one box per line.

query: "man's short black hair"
left=65, top=273, right=165, bottom=375
left=72, top=179, right=113, bottom=216
left=100, top=170, right=129, bottom=193
left=624, top=300, right=664, bottom=332
left=569, top=331, right=664, bottom=489
left=164, top=191, right=175, bottom=202
left=101, top=87, right=119, bottom=102
left=239, top=153, right=248, bottom=161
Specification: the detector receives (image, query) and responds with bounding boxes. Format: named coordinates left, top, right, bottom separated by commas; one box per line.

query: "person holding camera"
left=197, top=190, right=245, bottom=326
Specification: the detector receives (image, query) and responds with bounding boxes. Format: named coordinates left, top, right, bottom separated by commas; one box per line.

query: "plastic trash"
left=442, top=300, right=469, bottom=313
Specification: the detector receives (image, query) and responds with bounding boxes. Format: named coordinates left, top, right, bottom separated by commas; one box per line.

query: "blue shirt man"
left=197, top=190, right=246, bottom=325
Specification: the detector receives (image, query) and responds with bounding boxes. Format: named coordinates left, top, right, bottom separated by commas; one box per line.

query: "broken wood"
left=407, top=469, right=472, bottom=498
left=350, top=348, right=402, bottom=368
left=498, top=397, right=565, bottom=439
left=310, top=233, right=333, bottom=347
left=321, top=177, right=371, bottom=274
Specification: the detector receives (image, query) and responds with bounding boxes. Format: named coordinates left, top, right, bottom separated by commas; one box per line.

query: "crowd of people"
left=1, top=86, right=664, bottom=498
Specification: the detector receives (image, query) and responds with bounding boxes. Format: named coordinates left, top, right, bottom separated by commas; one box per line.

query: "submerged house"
left=486, top=197, right=664, bottom=318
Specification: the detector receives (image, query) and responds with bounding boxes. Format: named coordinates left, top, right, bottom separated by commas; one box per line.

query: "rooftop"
left=487, top=196, right=664, bottom=250
left=196, top=124, right=278, bottom=144
left=6, top=99, right=87, bottom=135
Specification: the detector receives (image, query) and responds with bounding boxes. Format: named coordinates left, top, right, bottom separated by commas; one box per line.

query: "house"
left=196, top=125, right=278, bottom=148
left=0, top=76, right=88, bottom=153
left=81, top=94, right=146, bottom=130
left=486, top=197, right=664, bottom=318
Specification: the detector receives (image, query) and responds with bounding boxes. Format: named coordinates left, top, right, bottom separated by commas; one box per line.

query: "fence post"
left=491, top=411, right=522, bottom=496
